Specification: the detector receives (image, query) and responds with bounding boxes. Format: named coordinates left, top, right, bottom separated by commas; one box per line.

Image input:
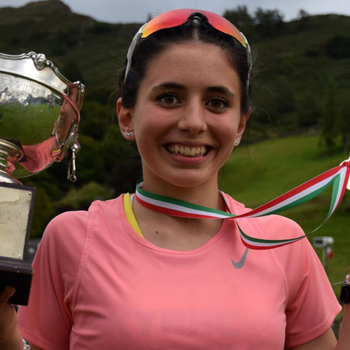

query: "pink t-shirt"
left=18, top=194, right=341, bottom=349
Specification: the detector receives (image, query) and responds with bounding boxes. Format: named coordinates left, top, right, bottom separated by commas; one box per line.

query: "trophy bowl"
left=0, top=51, right=84, bottom=183
left=0, top=52, right=84, bottom=305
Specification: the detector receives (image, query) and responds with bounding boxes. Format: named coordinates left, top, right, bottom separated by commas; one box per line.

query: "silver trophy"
left=0, top=52, right=84, bottom=305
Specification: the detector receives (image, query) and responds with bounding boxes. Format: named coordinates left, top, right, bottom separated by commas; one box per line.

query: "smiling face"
left=117, top=42, right=250, bottom=193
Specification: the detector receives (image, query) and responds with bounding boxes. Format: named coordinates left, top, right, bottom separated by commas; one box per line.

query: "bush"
left=326, top=36, right=350, bottom=59
left=59, top=181, right=113, bottom=210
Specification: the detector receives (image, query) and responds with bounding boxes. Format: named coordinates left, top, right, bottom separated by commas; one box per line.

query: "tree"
left=59, top=59, right=85, bottom=84
left=274, top=76, right=296, bottom=115
left=297, top=92, right=323, bottom=128
left=297, top=9, right=310, bottom=20
left=295, top=9, right=310, bottom=31
left=146, top=12, right=154, bottom=22
left=30, top=187, right=54, bottom=237
left=74, top=134, right=107, bottom=184
left=79, top=101, right=108, bottom=141
left=326, top=36, right=350, bottom=59
left=319, top=80, right=338, bottom=153
left=59, top=181, right=113, bottom=210
left=254, top=8, right=285, bottom=37
left=337, top=95, right=350, bottom=154
left=223, top=6, right=254, bottom=34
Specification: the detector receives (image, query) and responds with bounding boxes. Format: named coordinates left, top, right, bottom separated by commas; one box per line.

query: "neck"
left=140, top=173, right=223, bottom=211
left=132, top=172, right=226, bottom=250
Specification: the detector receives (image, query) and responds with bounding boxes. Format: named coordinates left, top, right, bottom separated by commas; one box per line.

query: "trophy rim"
left=0, top=51, right=85, bottom=109
left=0, top=51, right=71, bottom=84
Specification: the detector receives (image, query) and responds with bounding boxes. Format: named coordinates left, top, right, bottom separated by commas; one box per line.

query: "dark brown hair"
left=118, top=14, right=251, bottom=114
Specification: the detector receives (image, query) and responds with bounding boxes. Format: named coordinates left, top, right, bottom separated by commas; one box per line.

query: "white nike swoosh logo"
left=231, top=248, right=249, bottom=269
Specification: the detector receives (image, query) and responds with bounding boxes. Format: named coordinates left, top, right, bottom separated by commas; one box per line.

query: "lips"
left=167, top=144, right=207, bottom=157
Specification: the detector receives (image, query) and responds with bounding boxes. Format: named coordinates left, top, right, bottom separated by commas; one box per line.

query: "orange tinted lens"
left=200, top=10, right=247, bottom=48
left=141, top=9, right=247, bottom=48
left=141, top=9, right=193, bottom=38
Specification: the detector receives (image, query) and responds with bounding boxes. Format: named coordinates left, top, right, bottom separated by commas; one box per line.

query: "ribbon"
left=135, top=161, right=350, bottom=249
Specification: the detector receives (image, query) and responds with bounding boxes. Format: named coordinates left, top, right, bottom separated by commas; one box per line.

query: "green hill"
left=0, top=0, right=139, bottom=92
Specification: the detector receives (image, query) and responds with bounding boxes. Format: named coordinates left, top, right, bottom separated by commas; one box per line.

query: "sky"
left=0, top=0, right=349, bottom=23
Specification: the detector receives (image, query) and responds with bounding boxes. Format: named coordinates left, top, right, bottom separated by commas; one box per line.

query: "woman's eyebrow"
left=151, top=83, right=235, bottom=98
left=206, top=86, right=235, bottom=98
left=152, top=82, right=186, bottom=91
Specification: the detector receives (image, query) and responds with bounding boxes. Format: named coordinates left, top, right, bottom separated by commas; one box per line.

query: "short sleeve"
left=282, top=222, right=341, bottom=348
left=17, top=210, right=88, bottom=350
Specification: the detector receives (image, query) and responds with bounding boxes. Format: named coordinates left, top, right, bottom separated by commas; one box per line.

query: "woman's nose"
left=177, top=101, right=207, bottom=134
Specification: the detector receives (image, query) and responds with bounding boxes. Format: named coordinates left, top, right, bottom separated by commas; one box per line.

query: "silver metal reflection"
left=0, top=51, right=85, bottom=184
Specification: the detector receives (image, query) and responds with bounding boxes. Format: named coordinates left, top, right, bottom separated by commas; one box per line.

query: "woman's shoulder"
left=41, top=195, right=123, bottom=250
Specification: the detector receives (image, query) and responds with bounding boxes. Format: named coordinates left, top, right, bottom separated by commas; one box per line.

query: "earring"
left=126, top=131, right=134, bottom=139
left=234, top=139, right=239, bottom=146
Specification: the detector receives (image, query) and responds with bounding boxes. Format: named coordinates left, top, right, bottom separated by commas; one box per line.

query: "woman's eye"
left=207, top=98, right=229, bottom=110
left=158, top=93, right=179, bottom=106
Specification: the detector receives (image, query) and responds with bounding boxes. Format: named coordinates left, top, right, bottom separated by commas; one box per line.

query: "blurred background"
left=0, top=0, right=349, bottom=302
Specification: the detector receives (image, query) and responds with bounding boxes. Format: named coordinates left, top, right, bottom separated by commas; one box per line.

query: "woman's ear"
left=117, top=97, right=135, bottom=140
left=236, top=107, right=251, bottom=144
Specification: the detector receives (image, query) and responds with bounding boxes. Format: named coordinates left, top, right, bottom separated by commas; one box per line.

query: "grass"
left=219, top=134, right=350, bottom=298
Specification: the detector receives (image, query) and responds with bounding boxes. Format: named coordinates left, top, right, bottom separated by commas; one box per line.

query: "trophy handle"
left=67, top=142, right=80, bottom=182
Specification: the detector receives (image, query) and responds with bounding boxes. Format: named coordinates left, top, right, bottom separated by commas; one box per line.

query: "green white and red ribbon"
left=135, top=161, right=350, bottom=249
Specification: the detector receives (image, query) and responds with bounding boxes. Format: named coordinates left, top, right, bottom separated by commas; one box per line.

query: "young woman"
left=1, top=9, right=349, bottom=350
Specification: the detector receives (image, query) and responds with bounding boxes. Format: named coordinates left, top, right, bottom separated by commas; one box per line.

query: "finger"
left=0, top=286, right=16, bottom=304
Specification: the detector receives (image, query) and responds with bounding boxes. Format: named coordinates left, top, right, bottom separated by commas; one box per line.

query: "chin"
left=162, top=171, right=216, bottom=189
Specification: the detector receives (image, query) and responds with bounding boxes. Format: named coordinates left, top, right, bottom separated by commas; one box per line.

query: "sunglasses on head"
left=124, top=9, right=251, bottom=82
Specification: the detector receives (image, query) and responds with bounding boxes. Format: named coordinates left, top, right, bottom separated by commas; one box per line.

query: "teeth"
left=167, top=144, right=207, bottom=157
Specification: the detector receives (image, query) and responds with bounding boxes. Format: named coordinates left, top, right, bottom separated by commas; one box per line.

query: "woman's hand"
left=0, top=286, right=23, bottom=350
